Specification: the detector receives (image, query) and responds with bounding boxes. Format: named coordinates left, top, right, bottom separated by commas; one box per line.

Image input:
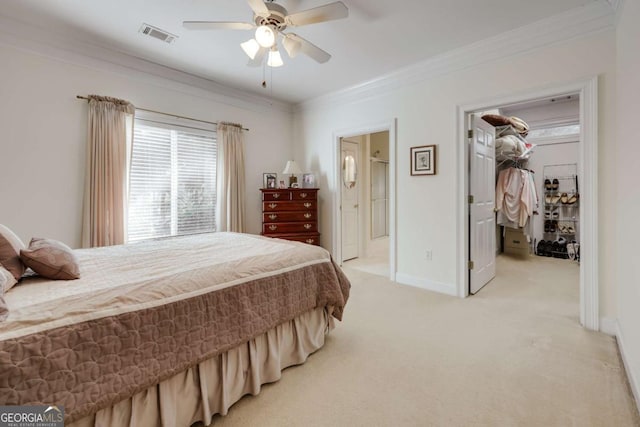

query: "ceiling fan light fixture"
left=283, top=37, right=301, bottom=58
left=240, top=38, right=260, bottom=59
left=267, top=48, right=284, bottom=67
left=255, top=25, right=276, bottom=48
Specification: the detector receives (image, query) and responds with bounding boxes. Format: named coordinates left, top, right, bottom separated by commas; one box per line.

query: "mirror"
left=343, top=154, right=357, bottom=189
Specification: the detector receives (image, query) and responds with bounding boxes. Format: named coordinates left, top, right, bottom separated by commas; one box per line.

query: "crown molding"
left=0, top=14, right=294, bottom=114
left=296, top=1, right=615, bottom=113
left=606, top=0, right=624, bottom=24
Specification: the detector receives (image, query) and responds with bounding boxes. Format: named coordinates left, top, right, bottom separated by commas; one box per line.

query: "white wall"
left=294, top=29, right=617, bottom=318
left=615, top=0, right=640, bottom=407
left=0, top=43, right=293, bottom=248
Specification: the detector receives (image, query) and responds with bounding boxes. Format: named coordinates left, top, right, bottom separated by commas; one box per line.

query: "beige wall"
left=370, top=131, right=389, bottom=161
left=295, top=29, right=618, bottom=318
left=0, top=44, right=293, bottom=248
left=615, top=0, right=640, bottom=403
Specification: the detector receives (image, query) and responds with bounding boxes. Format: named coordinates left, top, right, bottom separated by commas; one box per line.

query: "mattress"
left=0, top=232, right=350, bottom=423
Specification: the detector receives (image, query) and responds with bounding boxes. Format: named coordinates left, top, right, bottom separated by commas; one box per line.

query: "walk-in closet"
left=469, top=94, right=581, bottom=308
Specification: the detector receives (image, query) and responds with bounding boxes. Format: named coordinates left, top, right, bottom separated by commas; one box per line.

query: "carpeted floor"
left=209, top=255, right=639, bottom=426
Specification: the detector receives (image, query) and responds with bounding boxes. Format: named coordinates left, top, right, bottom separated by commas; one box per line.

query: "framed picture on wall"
left=410, top=145, right=437, bottom=176
left=263, top=173, right=277, bottom=189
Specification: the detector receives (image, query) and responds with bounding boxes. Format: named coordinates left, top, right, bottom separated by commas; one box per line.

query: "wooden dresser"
left=261, top=188, right=320, bottom=245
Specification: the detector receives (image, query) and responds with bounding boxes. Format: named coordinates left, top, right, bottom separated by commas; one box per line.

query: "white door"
left=469, top=116, right=496, bottom=294
left=371, top=161, right=388, bottom=239
left=341, top=139, right=359, bottom=261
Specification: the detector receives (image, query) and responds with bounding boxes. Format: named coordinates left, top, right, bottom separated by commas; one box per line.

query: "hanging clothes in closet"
left=495, top=167, right=538, bottom=236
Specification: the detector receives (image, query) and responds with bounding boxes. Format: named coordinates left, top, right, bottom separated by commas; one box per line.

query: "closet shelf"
left=544, top=175, right=577, bottom=180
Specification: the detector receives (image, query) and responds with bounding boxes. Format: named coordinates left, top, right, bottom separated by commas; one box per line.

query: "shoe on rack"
left=566, top=225, right=575, bottom=234
left=560, top=192, right=569, bottom=204
left=544, top=220, right=550, bottom=233
left=567, top=242, right=576, bottom=260
left=545, top=241, right=554, bottom=257
left=544, top=179, right=552, bottom=191
left=552, top=178, right=559, bottom=190
left=537, top=240, right=547, bottom=256
left=567, top=193, right=579, bottom=204
left=550, top=220, right=558, bottom=233
left=574, top=243, right=580, bottom=261
left=545, top=194, right=552, bottom=204
left=552, top=211, right=559, bottom=219
left=551, top=194, right=561, bottom=204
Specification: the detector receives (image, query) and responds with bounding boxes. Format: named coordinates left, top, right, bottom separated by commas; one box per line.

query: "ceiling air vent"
left=139, top=23, right=177, bottom=44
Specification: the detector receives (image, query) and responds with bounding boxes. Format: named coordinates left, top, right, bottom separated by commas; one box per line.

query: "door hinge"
left=468, top=261, right=474, bottom=270
left=468, top=129, right=473, bottom=139
left=468, top=195, right=474, bottom=204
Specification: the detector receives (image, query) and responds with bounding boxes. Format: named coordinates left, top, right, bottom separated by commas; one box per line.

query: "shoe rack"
left=542, top=163, right=579, bottom=259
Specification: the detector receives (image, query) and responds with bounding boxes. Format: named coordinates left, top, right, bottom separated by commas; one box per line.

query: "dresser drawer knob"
left=304, top=202, right=312, bottom=208
left=273, top=193, right=280, bottom=199
left=304, top=224, right=312, bottom=229
left=304, top=213, right=312, bottom=219
left=269, top=225, right=278, bottom=231
left=300, top=192, right=308, bottom=198
left=306, top=239, right=315, bottom=244
left=268, top=203, right=277, bottom=209
left=269, top=214, right=277, bottom=220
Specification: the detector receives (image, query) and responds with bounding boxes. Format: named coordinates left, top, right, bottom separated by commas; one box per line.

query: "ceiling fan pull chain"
left=262, top=57, right=267, bottom=88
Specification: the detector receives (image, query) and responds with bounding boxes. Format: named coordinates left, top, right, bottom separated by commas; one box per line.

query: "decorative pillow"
left=0, top=265, right=17, bottom=293
left=0, top=266, right=14, bottom=321
left=20, top=238, right=80, bottom=280
left=0, top=224, right=26, bottom=280
left=481, top=114, right=511, bottom=127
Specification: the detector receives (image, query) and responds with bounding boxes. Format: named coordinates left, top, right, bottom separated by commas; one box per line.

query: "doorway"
left=457, top=78, right=599, bottom=331
left=333, top=120, right=397, bottom=281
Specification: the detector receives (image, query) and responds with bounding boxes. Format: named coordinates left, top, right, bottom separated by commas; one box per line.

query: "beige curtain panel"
left=216, top=122, right=246, bottom=233
left=81, top=95, right=135, bottom=248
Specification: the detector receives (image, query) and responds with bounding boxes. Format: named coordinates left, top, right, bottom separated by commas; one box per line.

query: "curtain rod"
left=76, top=96, right=249, bottom=131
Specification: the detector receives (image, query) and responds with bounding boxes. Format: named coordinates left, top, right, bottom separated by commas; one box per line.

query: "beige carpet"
left=208, top=255, right=639, bottom=426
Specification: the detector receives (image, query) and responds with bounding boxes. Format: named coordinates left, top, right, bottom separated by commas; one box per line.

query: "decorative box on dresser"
left=261, top=188, right=320, bottom=245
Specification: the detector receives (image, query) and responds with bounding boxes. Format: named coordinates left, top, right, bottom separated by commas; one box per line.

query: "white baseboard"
left=600, top=316, right=618, bottom=336
left=613, top=319, right=640, bottom=411
left=395, top=273, right=457, bottom=296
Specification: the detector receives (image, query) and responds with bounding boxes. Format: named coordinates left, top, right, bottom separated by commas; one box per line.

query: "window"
left=128, top=121, right=217, bottom=242
left=527, top=123, right=580, bottom=140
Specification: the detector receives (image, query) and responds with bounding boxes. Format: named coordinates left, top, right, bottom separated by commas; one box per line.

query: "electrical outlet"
left=425, top=250, right=433, bottom=261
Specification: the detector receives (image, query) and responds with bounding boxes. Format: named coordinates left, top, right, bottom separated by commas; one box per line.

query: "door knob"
left=354, top=204, right=359, bottom=208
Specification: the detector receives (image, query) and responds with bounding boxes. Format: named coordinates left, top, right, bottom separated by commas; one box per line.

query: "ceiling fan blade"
left=285, top=1, right=348, bottom=26
left=285, top=34, right=331, bottom=63
left=247, top=0, right=270, bottom=18
left=247, top=47, right=268, bottom=67
left=183, top=21, right=255, bottom=30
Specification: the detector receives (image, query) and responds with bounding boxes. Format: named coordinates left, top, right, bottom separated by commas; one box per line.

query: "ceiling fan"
left=183, top=0, right=349, bottom=68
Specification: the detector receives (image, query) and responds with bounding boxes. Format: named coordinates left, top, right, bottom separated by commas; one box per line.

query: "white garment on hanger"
left=496, top=167, right=536, bottom=234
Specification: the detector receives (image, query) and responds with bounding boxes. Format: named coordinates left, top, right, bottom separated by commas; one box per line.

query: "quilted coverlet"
left=0, top=233, right=350, bottom=422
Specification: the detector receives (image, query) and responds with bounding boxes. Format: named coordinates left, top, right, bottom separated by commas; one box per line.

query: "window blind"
left=128, top=121, right=216, bottom=242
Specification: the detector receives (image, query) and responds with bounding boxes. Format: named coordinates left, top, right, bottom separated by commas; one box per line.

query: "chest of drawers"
left=260, top=188, right=320, bottom=245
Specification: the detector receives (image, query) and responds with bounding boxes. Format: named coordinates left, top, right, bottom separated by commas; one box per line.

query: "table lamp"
left=282, top=160, right=302, bottom=187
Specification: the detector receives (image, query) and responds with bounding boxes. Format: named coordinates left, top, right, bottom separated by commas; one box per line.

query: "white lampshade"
left=255, top=25, right=275, bottom=48
left=282, top=160, right=302, bottom=175
left=283, top=37, right=301, bottom=58
left=267, top=48, right=284, bottom=67
left=240, top=39, right=260, bottom=59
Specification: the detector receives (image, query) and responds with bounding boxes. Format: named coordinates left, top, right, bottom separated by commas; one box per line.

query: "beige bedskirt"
left=70, top=307, right=334, bottom=427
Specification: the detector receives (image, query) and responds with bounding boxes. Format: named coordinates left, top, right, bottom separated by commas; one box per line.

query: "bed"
left=0, top=232, right=350, bottom=426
